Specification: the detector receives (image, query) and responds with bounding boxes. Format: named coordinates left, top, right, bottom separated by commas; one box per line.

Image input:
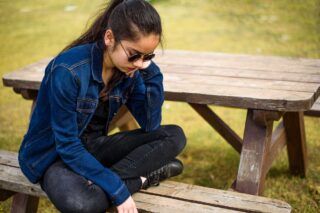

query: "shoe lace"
left=147, top=165, right=167, bottom=186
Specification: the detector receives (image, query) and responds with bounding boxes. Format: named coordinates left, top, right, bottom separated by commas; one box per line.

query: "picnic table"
left=3, top=50, right=320, bottom=197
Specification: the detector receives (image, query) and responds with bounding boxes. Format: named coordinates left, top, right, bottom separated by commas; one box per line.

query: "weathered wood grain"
left=163, top=72, right=320, bottom=92
left=0, top=151, right=292, bottom=213
left=189, top=103, right=242, bottom=153
left=142, top=181, right=292, bottom=213
left=266, top=122, right=287, bottom=172
left=2, top=50, right=320, bottom=111
left=11, top=193, right=39, bottom=213
left=235, top=109, right=275, bottom=195
left=154, top=50, right=320, bottom=74
left=164, top=82, right=315, bottom=111
left=0, top=150, right=19, bottom=167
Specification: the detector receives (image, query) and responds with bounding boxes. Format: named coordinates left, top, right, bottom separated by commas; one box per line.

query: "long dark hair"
left=63, top=0, right=163, bottom=100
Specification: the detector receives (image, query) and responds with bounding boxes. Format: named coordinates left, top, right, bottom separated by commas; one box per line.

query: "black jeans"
left=40, top=125, right=186, bottom=213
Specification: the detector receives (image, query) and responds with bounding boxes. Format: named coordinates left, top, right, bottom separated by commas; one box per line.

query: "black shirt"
left=81, top=99, right=109, bottom=140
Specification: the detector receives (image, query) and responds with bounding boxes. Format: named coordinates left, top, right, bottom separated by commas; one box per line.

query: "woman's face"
left=104, top=30, right=160, bottom=77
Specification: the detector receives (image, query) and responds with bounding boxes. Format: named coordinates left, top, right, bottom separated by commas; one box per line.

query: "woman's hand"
left=128, top=61, right=152, bottom=78
left=141, top=61, right=151, bottom=69
left=116, top=196, right=138, bottom=213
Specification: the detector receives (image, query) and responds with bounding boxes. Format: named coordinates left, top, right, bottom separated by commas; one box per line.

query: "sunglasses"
left=119, top=41, right=155, bottom=63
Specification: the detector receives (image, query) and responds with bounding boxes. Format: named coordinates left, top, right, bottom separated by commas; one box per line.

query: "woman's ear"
left=104, top=29, right=114, bottom=46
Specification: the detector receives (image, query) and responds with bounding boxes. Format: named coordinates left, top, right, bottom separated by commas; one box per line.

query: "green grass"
left=0, top=0, right=319, bottom=212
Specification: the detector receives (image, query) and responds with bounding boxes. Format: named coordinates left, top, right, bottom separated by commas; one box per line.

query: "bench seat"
left=0, top=150, right=292, bottom=213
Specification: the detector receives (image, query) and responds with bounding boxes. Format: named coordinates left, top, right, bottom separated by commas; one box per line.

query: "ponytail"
left=62, top=0, right=162, bottom=52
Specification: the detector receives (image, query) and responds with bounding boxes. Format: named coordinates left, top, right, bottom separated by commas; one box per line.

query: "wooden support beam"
left=235, top=109, right=276, bottom=195
left=189, top=103, right=242, bottom=153
left=108, top=105, right=139, bottom=132
left=11, top=193, right=39, bottom=213
left=265, top=121, right=287, bottom=173
left=0, top=189, right=15, bottom=201
left=283, top=112, right=307, bottom=177
left=304, top=110, right=320, bottom=117
left=20, top=89, right=38, bottom=100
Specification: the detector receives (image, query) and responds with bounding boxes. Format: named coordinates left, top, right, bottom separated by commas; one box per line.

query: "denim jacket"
left=18, top=40, right=164, bottom=205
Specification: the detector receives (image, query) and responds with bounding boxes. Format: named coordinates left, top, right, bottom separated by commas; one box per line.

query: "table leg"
left=283, top=112, right=307, bottom=177
left=235, top=109, right=281, bottom=195
left=11, top=193, right=39, bottom=213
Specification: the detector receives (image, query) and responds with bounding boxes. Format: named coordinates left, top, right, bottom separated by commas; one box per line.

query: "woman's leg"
left=40, top=161, right=109, bottom=213
left=41, top=125, right=186, bottom=212
left=86, top=124, right=186, bottom=193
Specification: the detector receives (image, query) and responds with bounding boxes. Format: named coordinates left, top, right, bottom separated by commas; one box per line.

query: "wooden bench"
left=0, top=150, right=292, bottom=213
left=305, top=98, right=320, bottom=117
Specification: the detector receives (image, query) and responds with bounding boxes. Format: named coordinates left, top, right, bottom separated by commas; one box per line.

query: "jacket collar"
left=91, top=40, right=131, bottom=87
left=91, top=40, right=104, bottom=84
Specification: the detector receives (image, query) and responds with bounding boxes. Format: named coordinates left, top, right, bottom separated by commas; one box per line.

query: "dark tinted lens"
left=142, top=53, right=155, bottom=61
left=128, top=53, right=155, bottom=62
left=128, top=53, right=142, bottom=62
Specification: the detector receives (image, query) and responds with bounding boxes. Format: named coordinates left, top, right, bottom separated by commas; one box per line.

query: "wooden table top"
left=3, top=50, right=320, bottom=111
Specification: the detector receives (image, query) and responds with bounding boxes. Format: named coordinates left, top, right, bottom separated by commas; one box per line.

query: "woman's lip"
left=128, top=67, right=136, bottom=71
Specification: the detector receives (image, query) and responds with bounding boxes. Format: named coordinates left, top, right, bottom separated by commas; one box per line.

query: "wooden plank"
left=161, top=64, right=320, bottom=84
left=0, top=164, right=46, bottom=197
left=0, top=164, right=237, bottom=213
left=164, top=82, right=315, bottom=111
left=142, top=181, right=291, bottom=213
left=4, top=58, right=320, bottom=90
left=189, top=103, right=242, bottom=153
left=0, top=166, right=292, bottom=213
left=283, top=112, right=307, bottom=177
left=2, top=57, right=47, bottom=90
left=0, top=151, right=291, bottom=212
left=154, top=50, right=320, bottom=74
left=4, top=60, right=320, bottom=88
left=163, top=72, right=320, bottom=94
left=164, top=79, right=315, bottom=102
left=235, top=109, right=274, bottom=195
left=133, top=193, right=241, bottom=213
left=0, top=150, right=19, bottom=167
left=4, top=70, right=317, bottom=111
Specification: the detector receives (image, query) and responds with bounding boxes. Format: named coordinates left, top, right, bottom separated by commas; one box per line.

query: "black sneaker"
left=141, top=159, right=184, bottom=189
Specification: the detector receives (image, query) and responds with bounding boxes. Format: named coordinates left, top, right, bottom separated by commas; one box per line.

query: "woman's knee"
left=42, top=161, right=109, bottom=213
left=60, top=194, right=108, bottom=213
left=163, top=124, right=186, bottom=155
left=48, top=181, right=109, bottom=213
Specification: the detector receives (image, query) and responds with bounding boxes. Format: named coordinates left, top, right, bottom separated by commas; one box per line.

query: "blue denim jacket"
left=18, top=40, right=164, bottom=205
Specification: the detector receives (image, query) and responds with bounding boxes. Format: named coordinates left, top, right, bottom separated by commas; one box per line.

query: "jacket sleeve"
left=126, top=61, right=164, bottom=132
left=49, top=65, right=130, bottom=205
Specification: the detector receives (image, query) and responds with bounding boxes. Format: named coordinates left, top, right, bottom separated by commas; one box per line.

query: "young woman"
left=18, top=0, right=186, bottom=212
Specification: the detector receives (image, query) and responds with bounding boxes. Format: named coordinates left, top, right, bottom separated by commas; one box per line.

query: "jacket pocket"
left=76, top=98, right=98, bottom=127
